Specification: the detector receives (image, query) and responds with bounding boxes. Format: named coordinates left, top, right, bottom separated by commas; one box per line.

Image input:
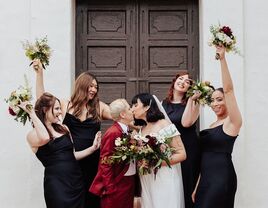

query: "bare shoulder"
left=157, top=119, right=171, bottom=128
left=26, top=130, right=37, bottom=145
left=99, top=100, right=108, bottom=107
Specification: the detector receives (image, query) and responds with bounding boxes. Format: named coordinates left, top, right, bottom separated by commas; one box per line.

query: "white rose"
left=216, top=32, right=225, bottom=42
left=115, top=137, right=122, bottom=146
left=203, top=86, right=210, bottom=91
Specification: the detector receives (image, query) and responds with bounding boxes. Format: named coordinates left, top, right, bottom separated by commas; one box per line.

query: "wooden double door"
left=76, top=0, right=199, bottom=104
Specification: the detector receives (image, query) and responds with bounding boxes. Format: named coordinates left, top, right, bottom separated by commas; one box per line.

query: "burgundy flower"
left=220, top=26, right=233, bottom=37
left=8, top=107, right=17, bottom=116
left=146, top=135, right=158, bottom=148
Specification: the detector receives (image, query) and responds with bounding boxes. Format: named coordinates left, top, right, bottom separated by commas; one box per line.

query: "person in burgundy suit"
left=90, top=98, right=136, bottom=208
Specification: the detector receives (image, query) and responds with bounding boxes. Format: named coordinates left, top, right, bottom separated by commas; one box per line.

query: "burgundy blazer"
left=89, top=122, right=130, bottom=196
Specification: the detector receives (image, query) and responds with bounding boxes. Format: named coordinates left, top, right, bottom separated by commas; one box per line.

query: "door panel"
left=76, top=0, right=137, bottom=104
left=76, top=0, right=199, bottom=130
left=139, top=0, right=199, bottom=98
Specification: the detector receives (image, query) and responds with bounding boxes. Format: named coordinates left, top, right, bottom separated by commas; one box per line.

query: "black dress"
left=162, top=101, right=200, bottom=208
left=194, top=125, right=237, bottom=208
left=63, top=113, right=101, bottom=208
left=36, top=134, right=85, bottom=208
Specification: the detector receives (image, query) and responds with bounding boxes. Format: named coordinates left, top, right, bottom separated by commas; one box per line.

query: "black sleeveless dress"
left=194, top=125, right=237, bottom=208
left=63, top=113, right=101, bottom=208
left=162, top=101, right=200, bottom=208
left=36, top=134, right=85, bottom=208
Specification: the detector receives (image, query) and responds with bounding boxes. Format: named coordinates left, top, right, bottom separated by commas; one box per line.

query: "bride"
left=131, top=93, right=186, bottom=208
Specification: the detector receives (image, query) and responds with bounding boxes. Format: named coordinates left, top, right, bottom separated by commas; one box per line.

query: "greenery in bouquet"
left=22, top=36, right=51, bottom=69
left=103, top=128, right=176, bottom=176
left=208, top=23, right=241, bottom=58
left=5, top=75, right=33, bottom=125
left=102, top=133, right=139, bottom=165
left=186, top=80, right=214, bottom=106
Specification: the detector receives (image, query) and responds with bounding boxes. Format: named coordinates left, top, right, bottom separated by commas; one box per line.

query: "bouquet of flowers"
left=22, top=36, right=51, bottom=69
left=103, top=133, right=139, bottom=165
left=5, top=75, right=33, bottom=125
left=208, top=23, right=240, bottom=59
left=103, top=129, right=176, bottom=176
left=186, top=81, right=214, bottom=105
left=133, top=131, right=176, bottom=175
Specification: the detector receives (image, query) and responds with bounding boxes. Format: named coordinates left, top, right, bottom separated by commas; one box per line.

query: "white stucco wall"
left=201, top=0, right=268, bottom=208
left=0, top=0, right=267, bottom=207
left=0, top=0, right=74, bottom=207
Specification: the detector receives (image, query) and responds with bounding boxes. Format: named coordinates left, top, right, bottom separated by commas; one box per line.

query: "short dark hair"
left=215, top=87, right=224, bottom=94
left=131, top=93, right=164, bottom=125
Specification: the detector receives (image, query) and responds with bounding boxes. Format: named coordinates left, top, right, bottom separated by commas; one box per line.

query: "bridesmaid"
left=192, top=46, right=242, bottom=208
left=20, top=93, right=101, bottom=208
left=33, top=60, right=112, bottom=208
left=162, top=72, right=201, bottom=208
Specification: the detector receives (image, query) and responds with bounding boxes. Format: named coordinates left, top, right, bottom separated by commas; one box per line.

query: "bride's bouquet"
left=134, top=132, right=175, bottom=175
left=186, top=80, right=214, bottom=106
left=208, top=23, right=241, bottom=59
left=104, top=130, right=175, bottom=176
left=22, top=36, right=51, bottom=69
left=5, top=75, right=33, bottom=125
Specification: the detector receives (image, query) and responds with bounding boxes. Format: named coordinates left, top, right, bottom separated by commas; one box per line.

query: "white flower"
left=216, top=32, right=225, bottom=42
left=122, top=155, right=127, bottom=161
left=203, top=86, right=211, bottom=91
left=156, top=135, right=166, bottom=144
left=134, top=134, right=149, bottom=143
left=115, top=137, right=122, bottom=146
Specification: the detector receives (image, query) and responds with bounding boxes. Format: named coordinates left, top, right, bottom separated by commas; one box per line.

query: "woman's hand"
left=191, top=90, right=202, bottom=101
left=32, top=59, right=44, bottom=72
left=19, top=101, right=33, bottom=115
left=92, top=131, right=102, bottom=151
left=216, top=45, right=226, bottom=60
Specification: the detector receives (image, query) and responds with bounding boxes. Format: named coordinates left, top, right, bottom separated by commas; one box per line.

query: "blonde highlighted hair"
left=109, top=99, right=129, bottom=121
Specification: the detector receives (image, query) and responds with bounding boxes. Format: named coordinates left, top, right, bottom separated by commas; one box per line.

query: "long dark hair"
left=132, top=93, right=164, bottom=125
left=164, top=71, right=193, bottom=105
left=70, top=71, right=100, bottom=121
left=35, top=92, right=68, bottom=138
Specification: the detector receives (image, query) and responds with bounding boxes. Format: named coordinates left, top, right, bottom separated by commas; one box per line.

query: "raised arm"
left=100, top=101, right=112, bottom=120
left=33, top=59, right=45, bottom=99
left=217, top=46, right=242, bottom=135
left=181, top=92, right=201, bottom=127
left=20, top=102, right=50, bottom=152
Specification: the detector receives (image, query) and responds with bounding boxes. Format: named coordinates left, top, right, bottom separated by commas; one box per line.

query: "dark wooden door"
left=76, top=0, right=199, bottom=104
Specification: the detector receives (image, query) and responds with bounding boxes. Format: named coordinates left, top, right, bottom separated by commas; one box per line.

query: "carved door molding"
left=76, top=0, right=199, bottom=103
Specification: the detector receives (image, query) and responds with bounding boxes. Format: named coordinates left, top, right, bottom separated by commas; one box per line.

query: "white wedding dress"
left=140, top=124, right=185, bottom=208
